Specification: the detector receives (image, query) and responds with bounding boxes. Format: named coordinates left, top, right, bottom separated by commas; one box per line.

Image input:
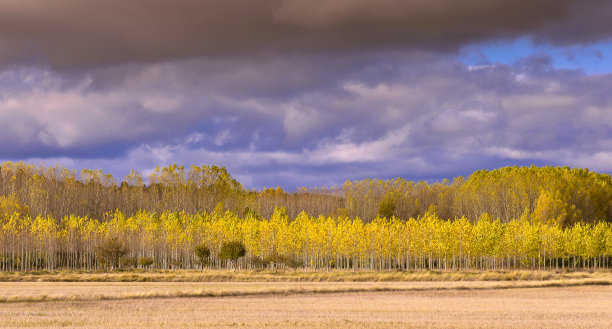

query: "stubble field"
left=1, top=271, right=611, bottom=328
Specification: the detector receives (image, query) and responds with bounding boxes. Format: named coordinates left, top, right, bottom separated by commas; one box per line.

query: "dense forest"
left=0, top=162, right=611, bottom=271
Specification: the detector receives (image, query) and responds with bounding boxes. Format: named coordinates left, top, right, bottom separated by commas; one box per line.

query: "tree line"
left=1, top=162, right=611, bottom=225
left=1, top=204, right=611, bottom=271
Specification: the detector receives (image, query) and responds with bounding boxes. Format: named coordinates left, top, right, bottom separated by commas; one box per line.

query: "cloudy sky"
left=1, top=0, right=612, bottom=189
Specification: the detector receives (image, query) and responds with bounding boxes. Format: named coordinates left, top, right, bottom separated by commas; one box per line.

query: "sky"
left=1, top=0, right=612, bottom=190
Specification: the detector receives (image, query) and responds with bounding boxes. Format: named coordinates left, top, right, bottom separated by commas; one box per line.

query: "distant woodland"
left=1, top=162, right=611, bottom=225
left=0, top=162, right=611, bottom=271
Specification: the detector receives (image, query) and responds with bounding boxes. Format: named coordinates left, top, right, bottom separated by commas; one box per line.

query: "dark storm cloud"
left=1, top=0, right=611, bottom=68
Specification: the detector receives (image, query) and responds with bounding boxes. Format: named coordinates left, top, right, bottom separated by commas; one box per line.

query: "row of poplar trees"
left=1, top=205, right=611, bottom=271
left=0, top=162, right=611, bottom=271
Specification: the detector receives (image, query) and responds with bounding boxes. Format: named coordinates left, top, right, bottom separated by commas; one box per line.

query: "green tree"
left=219, top=241, right=246, bottom=271
left=194, top=244, right=211, bottom=271
left=378, top=195, right=396, bottom=219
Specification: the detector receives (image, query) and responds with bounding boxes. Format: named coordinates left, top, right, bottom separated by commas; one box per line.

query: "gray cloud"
left=2, top=53, right=612, bottom=188
left=1, top=0, right=611, bottom=68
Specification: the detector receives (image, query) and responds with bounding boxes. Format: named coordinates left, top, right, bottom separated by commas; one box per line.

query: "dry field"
left=0, top=285, right=611, bottom=328
left=1, top=271, right=611, bottom=328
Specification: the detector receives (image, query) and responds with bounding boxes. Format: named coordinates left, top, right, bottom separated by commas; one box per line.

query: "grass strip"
left=1, top=278, right=610, bottom=304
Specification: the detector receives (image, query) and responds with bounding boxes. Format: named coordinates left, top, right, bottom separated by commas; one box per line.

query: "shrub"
left=121, top=256, right=138, bottom=269
left=285, top=258, right=304, bottom=269
left=96, top=237, right=128, bottom=271
left=138, top=257, right=154, bottom=268
left=249, top=256, right=268, bottom=270
left=268, top=254, right=305, bottom=270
